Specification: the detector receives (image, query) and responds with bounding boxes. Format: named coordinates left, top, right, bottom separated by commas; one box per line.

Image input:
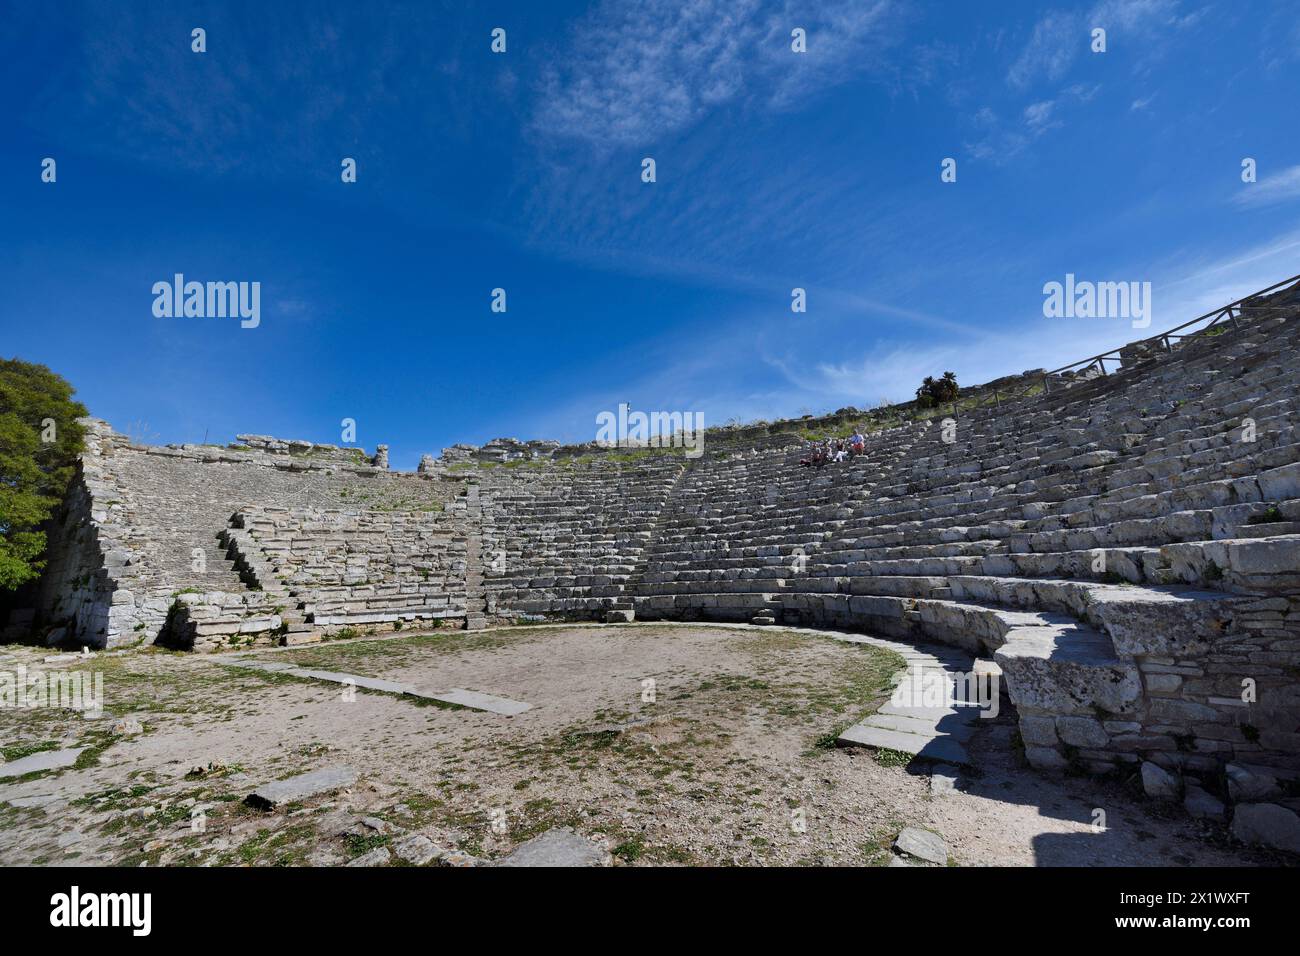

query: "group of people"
left=799, top=431, right=866, bottom=467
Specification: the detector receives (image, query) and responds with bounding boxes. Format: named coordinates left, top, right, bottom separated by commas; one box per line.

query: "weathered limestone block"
left=1055, top=715, right=1109, bottom=749
left=995, top=626, right=1142, bottom=717
left=1231, top=803, right=1300, bottom=853
left=1141, top=761, right=1181, bottom=799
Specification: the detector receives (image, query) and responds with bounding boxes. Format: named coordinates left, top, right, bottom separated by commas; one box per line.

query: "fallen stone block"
left=1231, top=803, right=1300, bottom=854
left=246, top=766, right=358, bottom=810
left=930, top=767, right=960, bottom=796
left=1226, top=763, right=1280, bottom=803
left=420, top=688, right=532, bottom=715
left=111, top=716, right=144, bottom=736
left=394, top=834, right=444, bottom=866
left=1141, top=761, right=1181, bottom=800
left=893, top=827, right=948, bottom=865
left=346, top=846, right=392, bottom=867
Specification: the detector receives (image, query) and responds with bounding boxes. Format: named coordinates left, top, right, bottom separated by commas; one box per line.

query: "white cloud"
left=1023, top=99, right=1058, bottom=130
left=515, top=225, right=1300, bottom=442
left=1007, top=11, right=1080, bottom=89
left=1232, top=164, right=1300, bottom=209
left=1007, top=0, right=1179, bottom=89
left=532, top=0, right=906, bottom=147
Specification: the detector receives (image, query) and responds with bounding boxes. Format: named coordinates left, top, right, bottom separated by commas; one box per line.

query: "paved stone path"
left=416, top=688, right=532, bottom=715
left=213, top=656, right=532, bottom=716
left=825, top=632, right=986, bottom=766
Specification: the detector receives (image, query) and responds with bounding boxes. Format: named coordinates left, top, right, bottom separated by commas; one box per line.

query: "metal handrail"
left=951, top=272, right=1300, bottom=415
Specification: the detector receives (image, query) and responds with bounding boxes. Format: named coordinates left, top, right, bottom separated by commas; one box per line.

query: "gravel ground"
left=0, top=624, right=1278, bottom=866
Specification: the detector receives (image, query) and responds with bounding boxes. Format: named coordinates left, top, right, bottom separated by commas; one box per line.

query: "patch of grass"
left=612, top=839, right=645, bottom=863
left=871, top=748, right=914, bottom=769
left=860, top=819, right=906, bottom=867
left=231, top=823, right=321, bottom=866
left=1247, top=506, right=1285, bottom=525
left=343, top=830, right=393, bottom=859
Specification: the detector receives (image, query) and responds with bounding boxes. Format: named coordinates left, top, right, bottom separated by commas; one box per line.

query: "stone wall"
left=31, top=465, right=115, bottom=647
left=231, top=506, right=469, bottom=630
left=28, top=419, right=461, bottom=648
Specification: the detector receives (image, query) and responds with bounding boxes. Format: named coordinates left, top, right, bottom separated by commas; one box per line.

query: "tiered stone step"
left=835, top=636, right=984, bottom=765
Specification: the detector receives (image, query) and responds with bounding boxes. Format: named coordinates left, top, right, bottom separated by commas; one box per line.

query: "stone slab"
left=868, top=712, right=979, bottom=742
left=394, top=834, right=444, bottom=866
left=494, top=828, right=608, bottom=867
left=878, top=700, right=962, bottom=720
left=893, top=826, right=949, bottom=865
left=290, top=669, right=413, bottom=695
left=0, top=747, right=85, bottom=780
left=424, top=688, right=532, bottom=715
left=346, top=846, right=392, bottom=867
left=836, top=724, right=969, bottom=765
left=246, top=766, right=358, bottom=810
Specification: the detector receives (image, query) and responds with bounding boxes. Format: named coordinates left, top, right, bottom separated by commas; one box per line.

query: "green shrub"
left=0, top=359, right=87, bottom=590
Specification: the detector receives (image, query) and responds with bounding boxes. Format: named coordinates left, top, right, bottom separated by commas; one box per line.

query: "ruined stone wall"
left=32, top=465, right=115, bottom=646
left=30, top=419, right=461, bottom=647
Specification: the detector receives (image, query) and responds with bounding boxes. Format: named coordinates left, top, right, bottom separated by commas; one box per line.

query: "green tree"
left=0, top=359, right=87, bottom=590
left=915, top=371, right=959, bottom=409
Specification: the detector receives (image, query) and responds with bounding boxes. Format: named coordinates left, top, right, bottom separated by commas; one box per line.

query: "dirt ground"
left=0, top=623, right=1279, bottom=866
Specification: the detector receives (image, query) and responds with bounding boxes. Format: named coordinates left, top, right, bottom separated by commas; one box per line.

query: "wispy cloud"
left=532, top=0, right=907, bottom=148
left=1007, top=0, right=1181, bottom=89
left=1024, top=99, right=1059, bottom=131
left=966, top=84, right=1097, bottom=162
left=518, top=222, right=1300, bottom=443
left=1007, top=11, right=1080, bottom=89
left=1233, top=164, right=1300, bottom=208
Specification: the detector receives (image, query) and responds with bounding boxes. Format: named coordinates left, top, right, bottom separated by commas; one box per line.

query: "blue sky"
left=2, top=0, right=1299, bottom=468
